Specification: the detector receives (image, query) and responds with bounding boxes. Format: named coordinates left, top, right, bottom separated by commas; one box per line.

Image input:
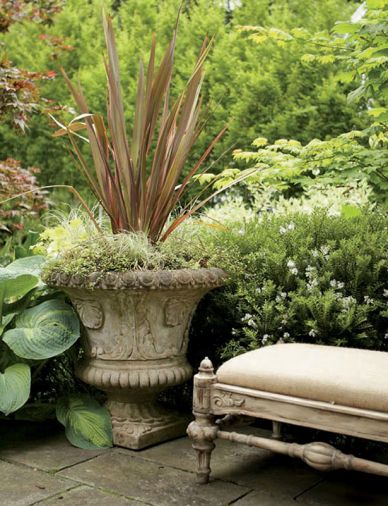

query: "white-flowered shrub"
left=188, top=209, right=388, bottom=366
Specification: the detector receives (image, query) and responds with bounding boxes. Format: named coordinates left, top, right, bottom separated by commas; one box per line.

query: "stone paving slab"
left=36, top=485, right=143, bottom=505
left=0, top=432, right=104, bottom=472
left=119, top=429, right=322, bottom=497
left=0, top=459, right=74, bottom=506
left=232, top=489, right=308, bottom=506
left=58, top=451, right=250, bottom=505
left=299, top=471, right=388, bottom=506
left=1, top=421, right=388, bottom=505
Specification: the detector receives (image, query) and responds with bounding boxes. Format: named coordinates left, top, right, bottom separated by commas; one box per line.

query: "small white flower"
left=321, top=245, right=330, bottom=255
left=238, top=229, right=244, bottom=235
left=309, top=329, right=317, bottom=337
left=280, top=223, right=295, bottom=234
left=328, top=208, right=341, bottom=218
left=242, top=313, right=252, bottom=322
left=262, top=334, right=270, bottom=344
left=247, top=318, right=257, bottom=328
left=281, top=318, right=288, bottom=325
left=312, top=168, right=320, bottom=176
left=290, top=267, right=298, bottom=275
left=383, top=289, right=388, bottom=298
left=337, top=282, right=344, bottom=289
left=287, top=260, right=296, bottom=269
left=255, top=287, right=262, bottom=294
left=312, top=249, right=319, bottom=258
left=330, top=279, right=337, bottom=288
left=364, top=296, right=374, bottom=305
left=307, top=278, right=319, bottom=291
left=280, top=292, right=287, bottom=298
left=283, top=332, right=290, bottom=338
left=341, top=296, right=356, bottom=308
left=384, top=333, right=388, bottom=340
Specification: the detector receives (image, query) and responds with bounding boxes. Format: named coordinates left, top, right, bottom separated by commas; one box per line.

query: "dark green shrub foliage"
left=189, top=210, right=388, bottom=368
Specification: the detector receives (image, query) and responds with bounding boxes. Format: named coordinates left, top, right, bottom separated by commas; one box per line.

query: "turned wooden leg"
left=272, top=421, right=282, bottom=440
left=187, top=357, right=218, bottom=484
left=188, top=413, right=218, bottom=483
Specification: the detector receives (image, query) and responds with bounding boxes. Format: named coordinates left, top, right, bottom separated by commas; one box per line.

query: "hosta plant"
left=0, top=255, right=112, bottom=449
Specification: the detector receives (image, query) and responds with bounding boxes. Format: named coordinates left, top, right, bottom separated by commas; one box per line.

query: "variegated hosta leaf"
left=0, top=255, right=46, bottom=302
left=3, top=300, right=80, bottom=360
left=0, top=363, right=31, bottom=415
left=56, top=395, right=113, bottom=449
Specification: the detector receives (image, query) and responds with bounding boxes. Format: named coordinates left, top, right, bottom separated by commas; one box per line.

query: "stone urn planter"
left=47, top=267, right=226, bottom=449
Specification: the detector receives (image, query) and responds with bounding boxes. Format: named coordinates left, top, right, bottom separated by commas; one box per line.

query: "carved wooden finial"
left=199, top=357, right=214, bottom=373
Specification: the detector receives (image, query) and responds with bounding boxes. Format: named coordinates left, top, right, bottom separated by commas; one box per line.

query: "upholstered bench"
left=187, top=343, right=388, bottom=483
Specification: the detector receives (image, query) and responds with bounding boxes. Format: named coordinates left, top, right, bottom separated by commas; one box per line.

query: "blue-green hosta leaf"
left=0, top=313, right=16, bottom=336
left=0, top=256, right=46, bottom=302
left=3, top=300, right=80, bottom=360
left=5, top=256, right=46, bottom=278
left=0, top=272, right=38, bottom=302
left=56, top=395, right=113, bottom=449
left=0, top=364, right=31, bottom=415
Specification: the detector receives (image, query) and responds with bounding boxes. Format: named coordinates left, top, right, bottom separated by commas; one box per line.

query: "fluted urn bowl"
left=47, top=268, right=226, bottom=449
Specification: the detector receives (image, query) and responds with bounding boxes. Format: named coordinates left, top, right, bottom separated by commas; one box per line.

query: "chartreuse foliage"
left=229, top=131, right=388, bottom=201
left=242, top=0, right=388, bottom=132
left=206, top=1, right=388, bottom=202
left=0, top=255, right=112, bottom=449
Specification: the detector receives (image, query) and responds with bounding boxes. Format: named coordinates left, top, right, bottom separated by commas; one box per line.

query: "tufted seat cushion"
left=216, top=343, right=388, bottom=413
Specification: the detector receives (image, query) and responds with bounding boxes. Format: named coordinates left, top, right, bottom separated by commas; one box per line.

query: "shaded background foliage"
left=0, top=0, right=365, bottom=189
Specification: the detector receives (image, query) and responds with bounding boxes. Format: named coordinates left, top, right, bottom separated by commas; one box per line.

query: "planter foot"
left=107, top=399, right=190, bottom=450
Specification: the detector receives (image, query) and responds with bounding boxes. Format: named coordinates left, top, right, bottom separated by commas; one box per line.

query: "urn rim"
left=45, top=267, right=227, bottom=291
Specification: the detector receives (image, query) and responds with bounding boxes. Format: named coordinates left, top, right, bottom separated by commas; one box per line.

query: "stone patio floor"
left=1, top=421, right=388, bottom=505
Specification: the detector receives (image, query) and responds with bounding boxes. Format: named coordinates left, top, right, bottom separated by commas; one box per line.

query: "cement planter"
left=47, top=268, right=226, bottom=449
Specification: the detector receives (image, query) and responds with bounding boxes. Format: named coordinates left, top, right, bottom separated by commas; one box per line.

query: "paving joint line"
left=0, top=456, right=71, bottom=479
left=227, top=488, right=255, bottom=504
left=29, top=484, right=82, bottom=505
left=50, top=451, right=110, bottom=474
left=113, top=450, right=253, bottom=489
left=293, top=477, right=325, bottom=501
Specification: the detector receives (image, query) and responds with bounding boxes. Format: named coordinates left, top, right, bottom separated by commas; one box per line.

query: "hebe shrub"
left=189, top=209, right=388, bottom=369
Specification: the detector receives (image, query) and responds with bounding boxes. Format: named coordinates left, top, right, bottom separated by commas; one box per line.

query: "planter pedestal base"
left=106, top=398, right=190, bottom=450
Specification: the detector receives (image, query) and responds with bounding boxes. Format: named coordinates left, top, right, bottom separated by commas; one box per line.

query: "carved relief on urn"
left=46, top=268, right=226, bottom=449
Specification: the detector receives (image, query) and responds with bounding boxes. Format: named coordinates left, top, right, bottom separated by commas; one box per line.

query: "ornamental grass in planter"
left=43, top=14, right=244, bottom=449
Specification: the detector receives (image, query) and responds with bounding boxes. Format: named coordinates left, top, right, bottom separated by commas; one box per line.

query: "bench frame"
left=187, top=357, right=388, bottom=484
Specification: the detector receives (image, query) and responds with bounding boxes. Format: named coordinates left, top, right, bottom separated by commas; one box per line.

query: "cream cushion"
left=217, top=343, right=388, bottom=413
